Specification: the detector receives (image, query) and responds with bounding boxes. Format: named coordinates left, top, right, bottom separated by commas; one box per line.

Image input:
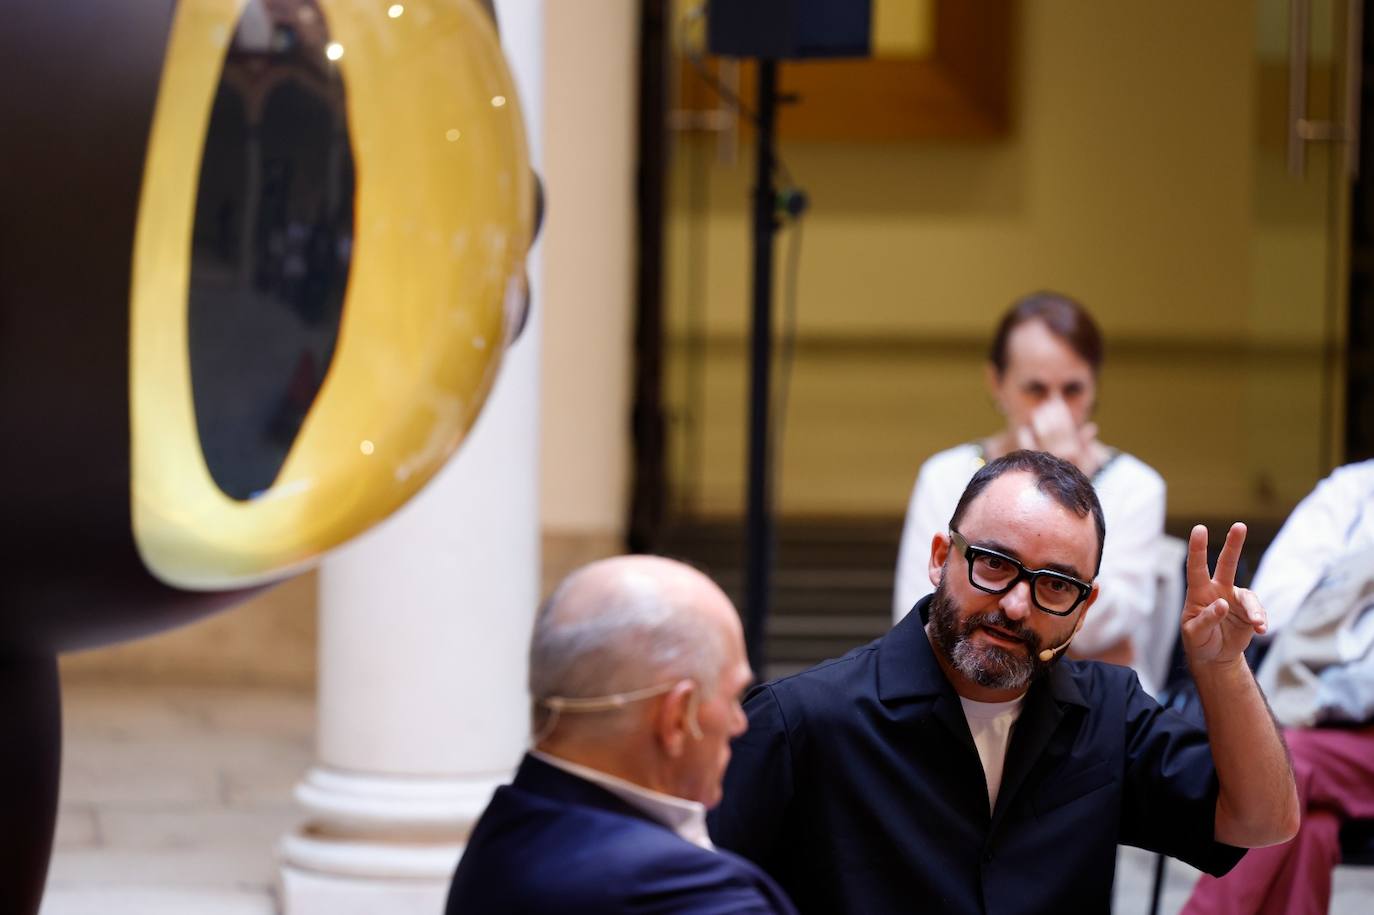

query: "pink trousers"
left=1180, top=726, right=1374, bottom=915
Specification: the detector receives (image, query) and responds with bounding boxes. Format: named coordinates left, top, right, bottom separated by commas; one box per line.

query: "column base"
left=278, top=765, right=507, bottom=913
left=280, top=862, right=455, bottom=915
left=291, top=766, right=503, bottom=836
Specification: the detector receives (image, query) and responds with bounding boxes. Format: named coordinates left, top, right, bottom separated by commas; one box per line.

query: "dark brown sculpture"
left=0, top=2, right=536, bottom=910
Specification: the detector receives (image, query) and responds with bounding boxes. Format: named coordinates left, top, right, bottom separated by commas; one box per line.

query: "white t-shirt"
left=894, top=443, right=1166, bottom=683
left=958, top=693, right=1026, bottom=811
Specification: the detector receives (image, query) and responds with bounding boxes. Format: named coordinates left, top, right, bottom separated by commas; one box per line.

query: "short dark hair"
left=988, top=291, right=1103, bottom=376
left=949, top=450, right=1106, bottom=575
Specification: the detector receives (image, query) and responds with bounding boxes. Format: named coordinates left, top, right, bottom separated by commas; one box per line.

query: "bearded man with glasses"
left=709, top=450, right=1299, bottom=915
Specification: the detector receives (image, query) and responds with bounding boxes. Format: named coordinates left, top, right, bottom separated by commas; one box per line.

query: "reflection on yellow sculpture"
left=130, top=0, right=533, bottom=589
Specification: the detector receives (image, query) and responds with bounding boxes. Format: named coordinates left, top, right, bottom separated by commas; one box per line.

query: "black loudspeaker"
left=707, top=0, right=872, bottom=60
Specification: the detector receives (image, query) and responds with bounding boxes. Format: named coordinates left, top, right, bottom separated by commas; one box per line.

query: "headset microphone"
left=1038, top=634, right=1076, bottom=663
left=532, top=680, right=703, bottom=745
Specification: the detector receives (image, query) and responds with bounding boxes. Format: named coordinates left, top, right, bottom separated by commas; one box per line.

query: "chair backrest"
left=1135, top=535, right=1188, bottom=699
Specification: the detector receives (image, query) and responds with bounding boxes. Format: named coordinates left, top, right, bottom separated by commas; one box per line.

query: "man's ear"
left=655, top=680, right=697, bottom=758
left=1074, top=582, right=1101, bottom=634
left=928, top=531, right=951, bottom=589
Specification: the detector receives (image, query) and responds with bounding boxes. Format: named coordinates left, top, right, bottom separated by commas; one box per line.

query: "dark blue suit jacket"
left=709, top=597, right=1246, bottom=914
left=446, top=754, right=797, bottom=914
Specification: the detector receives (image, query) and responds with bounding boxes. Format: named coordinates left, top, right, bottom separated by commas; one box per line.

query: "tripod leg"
left=1148, top=851, right=1168, bottom=915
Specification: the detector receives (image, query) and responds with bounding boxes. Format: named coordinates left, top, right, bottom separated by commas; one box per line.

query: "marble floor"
left=41, top=684, right=314, bottom=915
left=38, top=684, right=1374, bottom=914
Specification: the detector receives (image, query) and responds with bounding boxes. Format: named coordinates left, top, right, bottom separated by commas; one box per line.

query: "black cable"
left=770, top=212, right=805, bottom=482
left=684, top=41, right=758, bottom=123
left=682, top=128, right=710, bottom=513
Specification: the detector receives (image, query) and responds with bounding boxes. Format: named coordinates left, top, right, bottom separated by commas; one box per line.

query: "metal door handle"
left=1289, top=0, right=1364, bottom=178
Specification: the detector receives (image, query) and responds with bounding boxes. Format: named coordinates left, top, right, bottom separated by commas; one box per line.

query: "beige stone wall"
left=59, top=529, right=628, bottom=687
left=60, top=572, right=318, bottom=689
left=540, top=530, right=627, bottom=598
left=539, top=0, right=636, bottom=536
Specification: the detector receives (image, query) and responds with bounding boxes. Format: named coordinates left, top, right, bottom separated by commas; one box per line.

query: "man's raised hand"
left=1181, top=522, right=1269, bottom=666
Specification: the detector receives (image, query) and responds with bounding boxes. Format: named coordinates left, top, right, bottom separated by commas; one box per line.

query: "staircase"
left=658, top=518, right=902, bottom=681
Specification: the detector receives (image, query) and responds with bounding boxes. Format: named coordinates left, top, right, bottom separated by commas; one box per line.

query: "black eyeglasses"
left=949, top=530, right=1092, bottom=616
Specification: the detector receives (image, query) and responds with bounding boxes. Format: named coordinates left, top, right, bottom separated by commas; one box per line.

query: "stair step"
left=661, top=517, right=904, bottom=676
left=767, top=614, right=890, bottom=638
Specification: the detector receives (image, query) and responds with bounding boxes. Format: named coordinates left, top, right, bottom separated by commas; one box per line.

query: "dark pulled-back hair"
left=988, top=290, right=1103, bottom=377
left=949, top=450, right=1106, bottom=575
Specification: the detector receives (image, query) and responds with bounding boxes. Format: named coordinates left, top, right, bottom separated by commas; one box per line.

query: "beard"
left=927, top=579, right=1055, bottom=692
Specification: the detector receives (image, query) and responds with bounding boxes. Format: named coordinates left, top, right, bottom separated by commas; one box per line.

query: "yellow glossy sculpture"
left=130, top=0, right=533, bottom=589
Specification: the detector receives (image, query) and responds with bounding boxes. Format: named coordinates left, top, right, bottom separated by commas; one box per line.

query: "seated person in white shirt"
left=446, top=555, right=797, bottom=915
left=1182, top=460, right=1374, bottom=915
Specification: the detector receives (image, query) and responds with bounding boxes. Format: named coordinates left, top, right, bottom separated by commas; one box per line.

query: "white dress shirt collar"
left=530, top=749, right=714, bottom=849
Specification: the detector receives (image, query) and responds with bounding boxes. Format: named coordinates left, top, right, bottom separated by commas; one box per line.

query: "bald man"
left=445, top=556, right=796, bottom=915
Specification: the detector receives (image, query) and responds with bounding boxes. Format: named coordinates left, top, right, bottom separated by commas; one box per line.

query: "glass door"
left=1242, top=0, right=1357, bottom=515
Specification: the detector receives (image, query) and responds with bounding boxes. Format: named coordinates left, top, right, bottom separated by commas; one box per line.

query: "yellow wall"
left=665, top=0, right=1347, bottom=524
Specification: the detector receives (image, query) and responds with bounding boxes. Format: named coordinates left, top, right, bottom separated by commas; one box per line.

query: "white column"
left=279, top=2, right=543, bottom=911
